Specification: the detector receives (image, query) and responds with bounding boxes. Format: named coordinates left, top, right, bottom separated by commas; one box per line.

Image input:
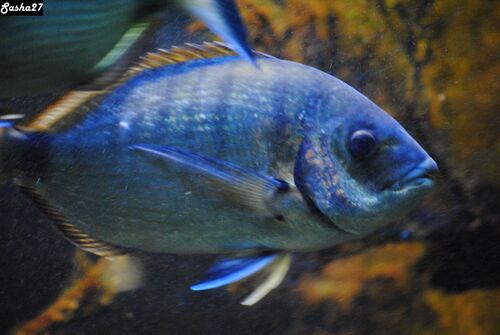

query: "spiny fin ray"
left=127, top=41, right=273, bottom=78
left=17, top=91, right=105, bottom=133
left=18, top=42, right=273, bottom=134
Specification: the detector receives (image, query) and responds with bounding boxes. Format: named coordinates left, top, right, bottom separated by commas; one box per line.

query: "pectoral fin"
left=131, top=144, right=291, bottom=219
left=183, top=0, right=255, bottom=65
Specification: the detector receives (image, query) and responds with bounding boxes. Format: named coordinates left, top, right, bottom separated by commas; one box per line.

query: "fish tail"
left=0, top=121, right=13, bottom=183
left=0, top=117, right=28, bottom=183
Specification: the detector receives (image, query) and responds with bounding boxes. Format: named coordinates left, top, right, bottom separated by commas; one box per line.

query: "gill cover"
left=294, top=136, right=381, bottom=235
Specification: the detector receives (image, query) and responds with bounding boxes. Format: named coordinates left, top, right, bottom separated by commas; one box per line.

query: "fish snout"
left=397, top=156, right=438, bottom=190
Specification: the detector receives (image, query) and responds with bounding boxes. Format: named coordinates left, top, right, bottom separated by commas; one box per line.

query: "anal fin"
left=15, top=180, right=126, bottom=258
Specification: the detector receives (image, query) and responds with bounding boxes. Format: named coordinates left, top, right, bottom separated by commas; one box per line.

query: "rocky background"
left=1, top=1, right=499, bottom=334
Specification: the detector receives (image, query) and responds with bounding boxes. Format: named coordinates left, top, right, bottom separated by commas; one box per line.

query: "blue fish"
left=0, top=0, right=253, bottom=97
left=0, top=43, right=437, bottom=304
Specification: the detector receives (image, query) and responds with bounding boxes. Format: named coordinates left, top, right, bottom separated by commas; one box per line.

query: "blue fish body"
left=0, top=0, right=253, bottom=97
left=3, top=54, right=437, bottom=254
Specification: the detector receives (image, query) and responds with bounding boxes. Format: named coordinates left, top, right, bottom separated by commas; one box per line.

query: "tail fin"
left=0, top=114, right=26, bottom=184
left=0, top=121, right=12, bottom=184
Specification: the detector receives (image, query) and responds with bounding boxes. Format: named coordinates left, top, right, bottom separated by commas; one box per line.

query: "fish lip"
left=388, top=157, right=439, bottom=191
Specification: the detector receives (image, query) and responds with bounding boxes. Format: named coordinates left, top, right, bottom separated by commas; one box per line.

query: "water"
left=1, top=1, right=499, bottom=334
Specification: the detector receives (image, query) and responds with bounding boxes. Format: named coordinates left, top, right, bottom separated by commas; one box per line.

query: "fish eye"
left=349, top=130, right=377, bottom=159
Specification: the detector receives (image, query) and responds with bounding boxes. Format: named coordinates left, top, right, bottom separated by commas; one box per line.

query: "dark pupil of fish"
left=349, top=130, right=377, bottom=159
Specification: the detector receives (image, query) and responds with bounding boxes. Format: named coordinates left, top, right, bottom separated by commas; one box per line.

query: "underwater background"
left=1, top=0, right=499, bottom=334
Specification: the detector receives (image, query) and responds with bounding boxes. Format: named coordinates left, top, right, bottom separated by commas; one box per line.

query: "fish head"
left=294, top=83, right=438, bottom=235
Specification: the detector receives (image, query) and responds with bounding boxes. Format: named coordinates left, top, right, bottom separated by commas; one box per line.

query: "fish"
left=0, top=42, right=438, bottom=304
left=0, top=0, right=253, bottom=97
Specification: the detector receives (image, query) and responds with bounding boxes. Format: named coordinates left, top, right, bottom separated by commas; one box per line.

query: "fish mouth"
left=389, top=157, right=438, bottom=191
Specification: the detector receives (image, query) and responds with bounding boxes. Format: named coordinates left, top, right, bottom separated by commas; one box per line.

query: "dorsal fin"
left=126, top=41, right=274, bottom=78
left=15, top=180, right=127, bottom=258
left=18, top=42, right=273, bottom=133
left=17, top=91, right=105, bottom=133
